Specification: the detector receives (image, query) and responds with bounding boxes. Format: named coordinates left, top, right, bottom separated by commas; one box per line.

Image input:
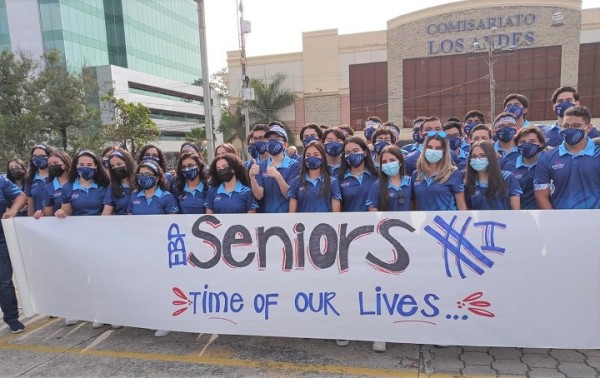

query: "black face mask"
left=112, top=166, right=129, bottom=180
left=48, top=165, right=65, bottom=177
left=216, top=168, right=234, bottom=183
left=9, top=169, right=24, bottom=180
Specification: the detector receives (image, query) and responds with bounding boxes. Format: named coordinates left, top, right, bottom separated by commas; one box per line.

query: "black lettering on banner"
left=257, top=226, right=294, bottom=270
left=366, top=219, right=416, bottom=273
left=222, top=225, right=255, bottom=268
left=294, top=223, right=306, bottom=269
left=190, top=215, right=222, bottom=268
left=307, top=223, right=339, bottom=269
left=338, top=224, right=374, bottom=271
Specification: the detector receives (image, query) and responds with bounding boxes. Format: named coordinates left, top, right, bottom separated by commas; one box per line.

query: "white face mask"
left=424, top=149, right=443, bottom=163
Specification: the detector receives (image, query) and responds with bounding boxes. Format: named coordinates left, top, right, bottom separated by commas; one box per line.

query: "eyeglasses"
left=562, top=123, right=587, bottom=130
left=252, top=136, right=266, bottom=142
left=427, top=131, right=447, bottom=138
left=471, top=153, right=487, bottom=159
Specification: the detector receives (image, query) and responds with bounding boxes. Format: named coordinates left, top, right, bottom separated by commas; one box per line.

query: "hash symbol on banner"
left=424, top=216, right=507, bottom=279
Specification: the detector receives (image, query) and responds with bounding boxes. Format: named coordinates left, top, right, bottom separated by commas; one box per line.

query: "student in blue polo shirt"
left=322, top=127, right=345, bottom=177
left=465, top=141, right=522, bottom=210
left=249, top=122, right=300, bottom=213
left=402, top=117, right=426, bottom=154
left=289, top=141, right=341, bottom=212
left=502, top=126, right=546, bottom=209
left=245, top=124, right=270, bottom=170
left=371, top=128, right=396, bottom=170
left=300, top=123, right=323, bottom=148
left=463, top=110, right=485, bottom=140
left=338, top=136, right=379, bottom=212
left=56, top=151, right=110, bottom=217
left=443, top=120, right=468, bottom=171
left=363, top=116, right=383, bottom=144
left=102, top=149, right=137, bottom=216
left=412, top=131, right=467, bottom=211
left=492, top=113, right=520, bottom=169
left=405, top=116, right=445, bottom=176
left=173, top=152, right=208, bottom=214
left=128, top=161, right=179, bottom=216
left=367, top=145, right=412, bottom=212
left=503, top=93, right=530, bottom=129
left=6, top=159, right=28, bottom=217
left=535, top=106, right=600, bottom=209
left=205, top=153, right=258, bottom=214
left=137, top=144, right=174, bottom=187
left=24, top=144, right=54, bottom=216
left=36, top=151, right=72, bottom=218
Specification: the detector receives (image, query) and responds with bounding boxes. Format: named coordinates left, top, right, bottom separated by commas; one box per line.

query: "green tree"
left=217, top=107, right=244, bottom=143
left=185, top=127, right=208, bottom=161
left=102, top=92, right=160, bottom=157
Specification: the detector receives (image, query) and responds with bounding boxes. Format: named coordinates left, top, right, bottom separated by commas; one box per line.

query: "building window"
left=578, top=43, right=600, bottom=117
left=349, top=62, right=388, bottom=130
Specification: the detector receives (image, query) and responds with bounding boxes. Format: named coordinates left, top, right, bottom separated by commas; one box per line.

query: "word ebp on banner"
left=3, top=211, right=599, bottom=348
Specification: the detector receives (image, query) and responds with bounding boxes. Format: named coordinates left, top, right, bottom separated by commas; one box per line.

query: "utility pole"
left=197, top=0, right=215, bottom=161
left=486, top=45, right=497, bottom=119
left=238, top=0, right=253, bottom=139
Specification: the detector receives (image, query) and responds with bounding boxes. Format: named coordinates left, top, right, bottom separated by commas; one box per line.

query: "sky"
left=203, top=0, right=598, bottom=76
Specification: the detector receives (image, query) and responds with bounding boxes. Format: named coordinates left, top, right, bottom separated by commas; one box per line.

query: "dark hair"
left=463, top=110, right=485, bottom=124
left=420, top=116, right=442, bottom=131
left=337, top=124, right=354, bottom=136
left=377, top=145, right=405, bottom=211
left=321, top=127, right=346, bottom=143
left=209, top=153, right=250, bottom=187
left=383, top=121, right=401, bottom=136
left=465, top=141, right=506, bottom=201
left=469, top=124, right=493, bottom=139
left=300, top=141, right=330, bottom=198
left=319, top=124, right=329, bottom=130
left=175, top=152, right=207, bottom=195
left=48, top=151, right=72, bottom=181
left=514, top=126, right=546, bottom=148
left=252, top=124, right=270, bottom=133
left=443, top=121, right=463, bottom=137
left=215, top=143, right=239, bottom=157
left=180, top=142, right=200, bottom=154
left=137, top=144, right=167, bottom=172
left=134, top=160, right=168, bottom=192
left=338, top=136, right=378, bottom=180
left=69, top=150, right=110, bottom=187
left=101, top=145, right=115, bottom=159
left=564, top=106, right=591, bottom=124
left=366, top=116, right=382, bottom=124
left=372, top=128, right=397, bottom=144
left=108, top=148, right=136, bottom=198
left=6, top=158, right=27, bottom=185
left=551, top=86, right=579, bottom=104
left=503, top=93, right=529, bottom=109
left=300, top=123, right=324, bottom=141
left=446, top=117, right=461, bottom=123
left=26, top=143, right=54, bottom=186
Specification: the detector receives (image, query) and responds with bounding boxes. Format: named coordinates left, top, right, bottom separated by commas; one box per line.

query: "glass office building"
left=0, top=0, right=10, bottom=51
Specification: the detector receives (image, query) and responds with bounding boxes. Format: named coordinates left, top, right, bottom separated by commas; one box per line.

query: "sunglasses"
left=427, top=130, right=447, bottom=138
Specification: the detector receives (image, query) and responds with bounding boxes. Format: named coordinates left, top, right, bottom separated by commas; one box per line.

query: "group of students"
left=1, top=85, right=598, bottom=351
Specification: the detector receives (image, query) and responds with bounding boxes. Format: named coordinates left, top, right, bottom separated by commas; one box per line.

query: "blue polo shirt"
left=24, top=173, right=48, bottom=211
left=543, top=122, right=600, bottom=148
left=366, top=176, right=412, bottom=211
left=452, top=148, right=468, bottom=171
left=412, top=170, right=464, bottom=211
left=0, top=176, right=21, bottom=246
left=494, top=141, right=519, bottom=158
left=41, top=178, right=64, bottom=214
left=465, top=171, right=522, bottom=210
left=404, top=146, right=422, bottom=176
left=339, top=169, right=378, bottom=212
left=103, top=184, right=131, bottom=215
left=402, top=143, right=419, bottom=153
left=61, top=180, right=107, bottom=216
left=327, top=163, right=341, bottom=177
left=255, top=156, right=300, bottom=213
left=534, top=139, right=600, bottom=209
left=176, top=182, right=207, bottom=214
left=204, top=181, right=258, bottom=214
left=502, top=155, right=539, bottom=209
left=288, top=175, right=341, bottom=212
left=128, top=188, right=179, bottom=215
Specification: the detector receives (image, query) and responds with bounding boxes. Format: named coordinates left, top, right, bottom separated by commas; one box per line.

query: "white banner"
left=3, top=210, right=600, bottom=348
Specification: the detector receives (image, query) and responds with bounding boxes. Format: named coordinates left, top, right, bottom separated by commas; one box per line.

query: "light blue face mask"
left=381, top=161, right=401, bottom=177
left=469, top=158, right=489, bottom=172
left=424, top=149, right=443, bottom=163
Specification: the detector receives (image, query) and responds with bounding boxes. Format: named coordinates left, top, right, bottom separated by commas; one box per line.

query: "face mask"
left=247, top=143, right=258, bottom=159
left=504, top=104, right=524, bottom=119
left=364, top=123, right=380, bottom=140
left=345, top=152, right=366, bottom=168
left=496, top=126, right=516, bottom=143
left=561, top=128, right=586, bottom=146
left=412, top=130, right=424, bottom=144
left=302, top=136, right=318, bottom=147
left=254, top=141, right=268, bottom=155
left=304, top=156, right=323, bottom=170
left=464, top=122, right=478, bottom=136
left=555, top=102, right=575, bottom=118
left=449, top=137, right=462, bottom=151
left=266, top=139, right=284, bottom=155
left=9, top=169, right=24, bottom=180
left=137, top=175, right=157, bottom=190
left=381, top=161, right=401, bottom=177
left=324, top=141, right=343, bottom=157
left=102, top=158, right=110, bottom=169
left=216, top=167, right=234, bottom=182
left=424, top=149, right=443, bottom=163
left=469, top=158, right=489, bottom=172
left=518, top=142, right=541, bottom=159
left=182, top=166, right=199, bottom=181
left=32, top=156, right=48, bottom=169
left=374, top=141, right=390, bottom=155
left=112, top=166, right=129, bottom=180
left=77, top=166, right=96, bottom=181
left=143, top=155, right=160, bottom=165
left=48, top=165, right=65, bottom=177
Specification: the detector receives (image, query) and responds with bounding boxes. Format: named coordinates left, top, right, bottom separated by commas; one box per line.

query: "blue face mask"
left=424, top=149, right=443, bottom=163
left=254, top=140, right=268, bottom=155
left=364, top=127, right=376, bottom=140
left=102, top=158, right=110, bottom=169
left=449, top=137, right=462, bottom=151
left=555, top=101, right=575, bottom=118
left=561, top=128, right=586, bottom=146
left=182, top=167, right=199, bottom=181
left=304, top=156, right=323, bottom=170
left=302, top=136, right=318, bottom=147
left=412, top=130, right=424, bottom=144
left=496, top=126, right=517, bottom=143
left=247, top=143, right=258, bottom=159
left=267, top=139, right=284, bottom=155
left=504, top=104, right=524, bottom=119
left=469, top=158, right=489, bottom=172
left=518, top=142, right=541, bottom=159
left=381, top=161, right=401, bottom=177
left=77, top=166, right=96, bottom=180
left=137, top=175, right=157, bottom=190
left=324, top=141, right=344, bottom=157
left=374, top=141, right=390, bottom=155
left=32, top=156, right=48, bottom=169
left=464, top=122, right=478, bottom=136
left=345, top=152, right=366, bottom=168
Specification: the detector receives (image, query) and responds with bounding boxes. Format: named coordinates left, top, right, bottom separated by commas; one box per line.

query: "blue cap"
left=265, top=125, right=288, bottom=141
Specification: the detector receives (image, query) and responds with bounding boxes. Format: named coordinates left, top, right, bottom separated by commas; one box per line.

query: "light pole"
left=197, top=0, right=215, bottom=161
left=472, top=27, right=498, bottom=119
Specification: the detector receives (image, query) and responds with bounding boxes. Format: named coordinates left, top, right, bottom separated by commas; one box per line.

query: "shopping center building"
left=227, top=0, right=600, bottom=141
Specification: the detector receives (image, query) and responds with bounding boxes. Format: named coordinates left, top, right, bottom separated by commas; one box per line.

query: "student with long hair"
left=338, top=136, right=378, bottom=212
left=288, top=141, right=341, bottom=212
left=321, top=127, right=345, bottom=177
left=215, top=143, right=239, bottom=158
left=37, top=151, right=72, bottom=218
left=464, top=141, right=522, bottom=210
left=24, top=144, right=54, bottom=216
left=102, top=149, right=137, bottom=215
left=205, top=153, right=258, bottom=214
left=6, top=159, right=28, bottom=216
left=367, top=145, right=412, bottom=212
left=128, top=161, right=179, bottom=216
left=173, top=152, right=208, bottom=214
left=412, top=131, right=467, bottom=211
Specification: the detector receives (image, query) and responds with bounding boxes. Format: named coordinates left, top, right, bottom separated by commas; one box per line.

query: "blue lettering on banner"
left=167, top=223, right=187, bottom=268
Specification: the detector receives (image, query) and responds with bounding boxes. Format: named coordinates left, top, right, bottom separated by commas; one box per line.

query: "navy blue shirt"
left=412, top=170, right=464, bottom=211
left=288, top=175, right=341, bottom=212
left=41, top=178, right=64, bottom=214
left=204, top=181, right=258, bottom=214
left=255, top=156, right=300, bottom=213
left=24, top=173, right=48, bottom=212
left=103, top=185, right=131, bottom=215
left=534, top=139, right=600, bottom=209
left=0, top=176, right=22, bottom=245
left=465, top=171, right=522, bottom=210
left=176, top=182, right=207, bottom=214
left=501, top=155, right=539, bottom=209
left=404, top=147, right=422, bottom=177
left=339, top=169, right=378, bottom=212
left=61, top=180, right=107, bottom=216
left=128, top=188, right=179, bottom=215
left=366, top=176, right=412, bottom=211
left=543, top=122, right=600, bottom=148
